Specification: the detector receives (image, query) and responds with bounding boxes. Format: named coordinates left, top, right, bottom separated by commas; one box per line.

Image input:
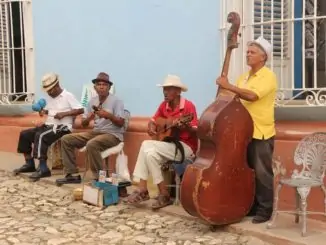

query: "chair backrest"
left=293, top=132, right=326, bottom=180
left=122, top=109, right=131, bottom=132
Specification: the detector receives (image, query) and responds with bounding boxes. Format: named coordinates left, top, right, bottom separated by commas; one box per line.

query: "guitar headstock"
left=226, top=12, right=241, bottom=51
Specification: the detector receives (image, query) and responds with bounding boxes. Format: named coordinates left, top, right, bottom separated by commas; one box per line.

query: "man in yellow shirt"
left=217, top=36, right=277, bottom=224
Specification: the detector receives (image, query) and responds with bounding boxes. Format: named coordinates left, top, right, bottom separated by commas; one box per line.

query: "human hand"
left=147, top=122, right=157, bottom=136
left=177, top=122, right=191, bottom=129
left=39, top=109, right=46, bottom=117
left=95, top=109, right=112, bottom=119
left=216, top=76, right=231, bottom=89
left=32, top=120, right=44, bottom=127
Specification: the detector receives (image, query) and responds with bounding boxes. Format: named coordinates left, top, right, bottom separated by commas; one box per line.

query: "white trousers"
left=133, top=140, right=194, bottom=185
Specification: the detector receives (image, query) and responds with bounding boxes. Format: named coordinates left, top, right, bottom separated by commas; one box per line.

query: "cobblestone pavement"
left=0, top=170, right=272, bottom=245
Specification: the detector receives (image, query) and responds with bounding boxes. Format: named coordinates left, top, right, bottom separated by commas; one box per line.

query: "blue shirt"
left=83, top=94, right=125, bottom=141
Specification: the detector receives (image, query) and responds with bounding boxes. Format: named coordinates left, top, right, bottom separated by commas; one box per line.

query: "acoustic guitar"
left=152, top=113, right=194, bottom=141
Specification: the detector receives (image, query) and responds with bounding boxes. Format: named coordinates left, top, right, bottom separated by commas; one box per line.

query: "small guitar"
left=152, top=113, right=194, bottom=141
left=92, top=102, right=103, bottom=112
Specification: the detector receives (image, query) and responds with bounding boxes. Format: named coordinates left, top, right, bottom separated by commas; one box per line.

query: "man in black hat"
left=56, top=72, right=126, bottom=184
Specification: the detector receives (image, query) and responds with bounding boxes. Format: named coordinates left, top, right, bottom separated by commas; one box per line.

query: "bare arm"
left=61, top=108, right=84, bottom=117
left=216, top=76, right=259, bottom=102
left=91, top=98, right=126, bottom=127
left=54, top=108, right=84, bottom=120
left=88, top=109, right=125, bottom=127
left=225, top=84, right=259, bottom=102
left=102, top=110, right=125, bottom=127
left=147, top=120, right=157, bottom=136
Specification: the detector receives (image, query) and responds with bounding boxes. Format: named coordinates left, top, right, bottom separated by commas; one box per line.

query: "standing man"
left=124, top=75, right=198, bottom=210
left=216, top=36, right=277, bottom=224
left=13, top=73, right=84, bottom=181
left=56, top=72, right=126, bottom=185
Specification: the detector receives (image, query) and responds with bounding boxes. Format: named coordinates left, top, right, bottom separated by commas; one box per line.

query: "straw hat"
left=156, top=74, right=188, bottom=92
left=42, top=73, right=59, bottom=92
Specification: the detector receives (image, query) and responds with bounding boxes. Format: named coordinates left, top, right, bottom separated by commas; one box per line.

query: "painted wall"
left=32, top=0, right=220, bottom=116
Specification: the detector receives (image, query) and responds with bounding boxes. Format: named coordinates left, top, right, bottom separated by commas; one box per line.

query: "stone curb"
left=224, top=225, right=304, bottom=245
left=0, top=169, right=312, bottom=245
left=157, top=207, right=304, bottom=245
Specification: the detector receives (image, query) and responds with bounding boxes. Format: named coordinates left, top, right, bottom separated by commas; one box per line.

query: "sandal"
left=151, top=194, right=173, bottom=210
left=122, top=190, right=150, bottom=204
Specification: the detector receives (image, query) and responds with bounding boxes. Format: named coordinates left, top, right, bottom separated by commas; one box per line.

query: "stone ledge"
left=1, top=113, right=326, bottom=140
left=0, top=113, right=149, bottom=133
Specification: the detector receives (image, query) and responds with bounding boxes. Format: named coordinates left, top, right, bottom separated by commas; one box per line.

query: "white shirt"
left=44, top=89, right=83, bottom=130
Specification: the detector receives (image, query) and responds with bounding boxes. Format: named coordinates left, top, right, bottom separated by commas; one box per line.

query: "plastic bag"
left=115, top=150, right=131, bottom=181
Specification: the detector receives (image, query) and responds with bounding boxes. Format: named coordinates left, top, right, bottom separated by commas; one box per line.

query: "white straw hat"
left=156, top=74, right=188, bottom=92
left=42, top=73, right=59, bottom=92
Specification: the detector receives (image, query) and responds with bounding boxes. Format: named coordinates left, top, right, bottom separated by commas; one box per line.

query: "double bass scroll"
left=180, top=12, right=255, bottom=226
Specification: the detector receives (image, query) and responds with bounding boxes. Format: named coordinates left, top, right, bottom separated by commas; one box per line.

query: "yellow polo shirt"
left=236, top=66, right=278, bottom=140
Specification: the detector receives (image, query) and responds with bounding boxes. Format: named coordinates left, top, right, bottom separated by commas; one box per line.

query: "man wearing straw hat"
left=216, top=36, right=278, bottom=224
left=124, top=74, right=198, bottom=209
left=13, top=73, right=84, bottom=181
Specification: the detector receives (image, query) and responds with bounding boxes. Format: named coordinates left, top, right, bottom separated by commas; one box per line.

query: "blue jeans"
left=172, top=158, right=194, bottom=178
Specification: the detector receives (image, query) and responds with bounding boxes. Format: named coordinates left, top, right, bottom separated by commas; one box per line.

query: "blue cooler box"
left=93, top=181, right=119, bottom=206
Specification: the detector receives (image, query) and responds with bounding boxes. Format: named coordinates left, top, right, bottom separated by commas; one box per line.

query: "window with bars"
left=0, top=5, right=9, bottom=86
left=0, top=0, right=34, bottom=104
left=220, top=0, right=326, bottom=106
left=253, top=0, right=289, bottom=58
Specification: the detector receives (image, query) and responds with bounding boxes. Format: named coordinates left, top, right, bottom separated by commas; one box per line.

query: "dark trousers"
left=247, top=136, right=275, bottom=218
left=17, top=124, right=70, bottom=161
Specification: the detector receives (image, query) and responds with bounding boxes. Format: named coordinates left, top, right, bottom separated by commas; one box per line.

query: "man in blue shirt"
left=56, top=72, right=126, bottom=185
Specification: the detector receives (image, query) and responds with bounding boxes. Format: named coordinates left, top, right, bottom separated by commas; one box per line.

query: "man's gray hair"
left=248, top=42, right=268, bottom=62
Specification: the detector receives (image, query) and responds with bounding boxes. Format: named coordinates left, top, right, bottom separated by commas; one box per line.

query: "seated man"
left=13, top=73, right=84, bottom=181
left=56, top=72, right=125, bottom=185
left=124, top=74, right=198, bottom=209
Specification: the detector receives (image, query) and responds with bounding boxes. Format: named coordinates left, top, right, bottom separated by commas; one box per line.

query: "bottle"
left=111, top=173, right=119, bottom=186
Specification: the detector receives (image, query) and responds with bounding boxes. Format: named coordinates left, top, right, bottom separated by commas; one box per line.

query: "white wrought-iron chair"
left=79, top=109, right=130, bottom=179
left=267, top=132, right=326, bottom=236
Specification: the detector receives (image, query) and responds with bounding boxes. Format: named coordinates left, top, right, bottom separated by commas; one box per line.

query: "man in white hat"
left=216, top=36, right=278, bottom=224
left=13, top=73, right=84, bottom=181
left=123, top=74, right=198, bottom=209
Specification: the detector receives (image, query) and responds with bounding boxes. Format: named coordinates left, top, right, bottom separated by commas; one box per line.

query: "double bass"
left=180, top=12, right=255, bottom=226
